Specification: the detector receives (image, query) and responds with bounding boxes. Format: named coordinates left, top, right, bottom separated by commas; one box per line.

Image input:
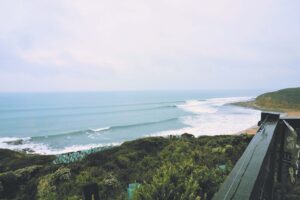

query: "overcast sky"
left=0, top=0, right=299, bottom=92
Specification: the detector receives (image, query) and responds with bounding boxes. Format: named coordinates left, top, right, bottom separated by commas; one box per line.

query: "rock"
left=21, top=148, right=35, bottom=153
left=4, top=139, right=23, bottom=145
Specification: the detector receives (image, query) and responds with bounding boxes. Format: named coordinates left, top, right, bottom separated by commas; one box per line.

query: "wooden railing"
left=213, top=112, right=300, bottom=200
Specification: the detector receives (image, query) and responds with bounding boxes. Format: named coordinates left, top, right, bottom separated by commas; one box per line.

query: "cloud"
left=0, top=0, right=299, bottom=91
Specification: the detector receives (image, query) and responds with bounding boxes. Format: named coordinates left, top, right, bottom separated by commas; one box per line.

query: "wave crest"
left=177, top=97, right=253, bottom=114
left=88, top=127, right=111, bottom=132
left=0, top=136, right=120, bottom=155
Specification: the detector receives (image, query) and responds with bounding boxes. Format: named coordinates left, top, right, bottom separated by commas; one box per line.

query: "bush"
left=37, top=167, right=71, bottom=200
left=0, top=134, right=252, bottom=200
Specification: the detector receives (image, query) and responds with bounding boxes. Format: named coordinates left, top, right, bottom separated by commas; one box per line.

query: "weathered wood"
left=213, top=112, right=300, bottom=200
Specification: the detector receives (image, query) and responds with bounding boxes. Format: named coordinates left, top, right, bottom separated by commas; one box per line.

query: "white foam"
left=1, top=96, right=259, bottom=154
left=40, top=142, right=121, bottom=155
left=206, top=96, right=254, bottom=106
left=0, top=137, right=31, bottom=143
left=151, top=96, right=260, bottom=137
left=88, top=127, right=110, bottom=132
left=86, top=127, right=111, bottom=139
left=0, top=137, right=50, bottom=154
left=177, top=97, right=254, bottom=114
left=177, top=100, right=218, bottom=114
left=0, top=136, right=120, bottom=155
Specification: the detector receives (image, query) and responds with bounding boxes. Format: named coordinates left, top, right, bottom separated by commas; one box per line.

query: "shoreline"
left=231, top=99, right=300, bottom=135
left=232, top=111, right=300, bottom=136
left=236, top=125, right=259, bottom=135
left=1, top=126, right=259, bottom=156
left=0, top=96, right=260, bottom=155
left=232, top=100, right=300, bottom=117
left=1, top=102, right=283, bottom=155
left=286, top=111, right=300, bottom=116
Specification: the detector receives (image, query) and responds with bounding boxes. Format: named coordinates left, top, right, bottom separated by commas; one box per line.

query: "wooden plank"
left=213, top=114, right=278, bottom=200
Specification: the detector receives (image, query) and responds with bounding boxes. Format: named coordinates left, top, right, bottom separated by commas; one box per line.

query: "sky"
left=0, top=0, right=299, bottom=92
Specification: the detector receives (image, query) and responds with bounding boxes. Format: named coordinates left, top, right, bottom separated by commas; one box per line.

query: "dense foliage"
left=0, top=134, right=253, bottom=200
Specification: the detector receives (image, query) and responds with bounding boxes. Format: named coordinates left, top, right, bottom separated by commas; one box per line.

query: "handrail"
left=213, top=112, right=300, bottom=200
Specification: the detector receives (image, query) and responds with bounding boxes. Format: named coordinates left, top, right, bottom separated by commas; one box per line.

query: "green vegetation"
left=234, top=87, right=300, bottom=112
left=0, top=134, right=253, bottom=200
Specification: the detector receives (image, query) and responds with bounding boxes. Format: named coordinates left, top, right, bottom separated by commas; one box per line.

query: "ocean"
left=0, top=90, right=262, bottom=154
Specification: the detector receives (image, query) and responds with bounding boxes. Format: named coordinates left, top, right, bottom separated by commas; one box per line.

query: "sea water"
left=0, top=90, right=262, bottom=154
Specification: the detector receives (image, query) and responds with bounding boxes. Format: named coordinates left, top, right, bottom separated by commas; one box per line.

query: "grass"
left=233, top=87, right=300, bottom=112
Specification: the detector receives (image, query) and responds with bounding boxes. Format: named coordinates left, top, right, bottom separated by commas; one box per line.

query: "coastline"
left=1, top=108, right=262, bottom=155
left=232, top=87, right=300, bottom=116
left=233, top=100, right=300, bottom=116
left=286, top=111, right=300, bottom=116
left=235, top=110, right=300, bottom=135
left=231, top=96, right=300, bottom=135
left=2, top=125, right=260, bottom=156
left=236, top=125, right=259, bottom=135
left=0, top=95, right=260, bottom=155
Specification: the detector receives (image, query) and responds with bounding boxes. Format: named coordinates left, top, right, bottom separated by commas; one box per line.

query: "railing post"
left=213, top=113, right=300, bottom=199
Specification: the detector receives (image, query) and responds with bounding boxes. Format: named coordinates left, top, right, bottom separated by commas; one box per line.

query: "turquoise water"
left=0, top=90, right=262, bottom=154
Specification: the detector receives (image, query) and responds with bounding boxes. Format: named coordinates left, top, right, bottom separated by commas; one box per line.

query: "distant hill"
left=235, top=87, right=300, bottom=112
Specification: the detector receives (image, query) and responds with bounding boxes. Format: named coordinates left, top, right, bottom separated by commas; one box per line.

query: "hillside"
left=235, top=87, right=300, bottom=112
left=0, top=134, right=252, bottom=200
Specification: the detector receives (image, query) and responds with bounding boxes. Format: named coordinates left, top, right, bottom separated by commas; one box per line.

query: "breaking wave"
left=0, top=96, right=260, bottom=155
left=176, top=97, right=254, bottom=114
left=0, top=136, right=121, bottom=155
left=0, top=118, right=179, bottom=154
left=151, top=96, right=260, bottom=136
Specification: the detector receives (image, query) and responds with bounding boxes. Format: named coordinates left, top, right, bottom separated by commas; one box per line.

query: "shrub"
left=37, top=167, right=71, bottom=200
